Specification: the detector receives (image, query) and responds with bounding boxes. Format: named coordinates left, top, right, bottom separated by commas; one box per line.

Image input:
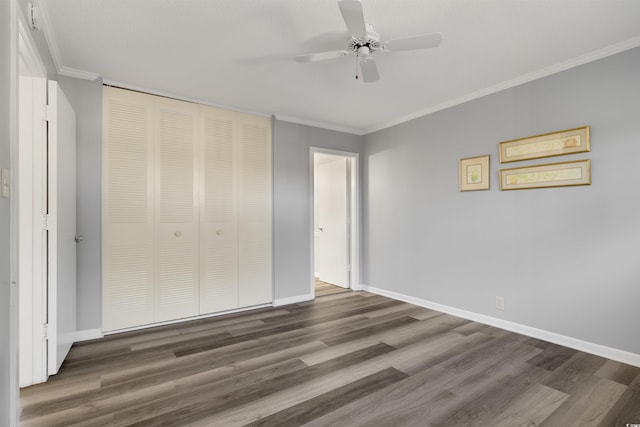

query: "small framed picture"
left=459, top=155, right=490, bottom=192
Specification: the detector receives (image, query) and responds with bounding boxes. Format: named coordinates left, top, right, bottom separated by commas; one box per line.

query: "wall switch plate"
left=495, top=296, right=505, bottom=310
left=1, top=168, right=9, bottom=198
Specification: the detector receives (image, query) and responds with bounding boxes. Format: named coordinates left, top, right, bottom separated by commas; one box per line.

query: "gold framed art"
left=459, top=155, right=490, bottom=191
left=498, top=126, right=590, bottom=163
left=499, top=159, right=591, bottom=191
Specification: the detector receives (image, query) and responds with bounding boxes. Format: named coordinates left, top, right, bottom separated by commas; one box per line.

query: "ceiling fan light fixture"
left=293, top=0, right=442, bottom=82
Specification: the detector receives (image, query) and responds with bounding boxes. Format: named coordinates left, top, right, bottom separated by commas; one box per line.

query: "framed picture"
left=499, top=159, right=591, bottom=190
left=498, top=126, right=590, bottom=163
left=459, top=155, right=490, bottom=191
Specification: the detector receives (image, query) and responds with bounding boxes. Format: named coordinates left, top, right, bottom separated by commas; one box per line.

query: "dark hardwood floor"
left=20, top=291, right=640, bottom=426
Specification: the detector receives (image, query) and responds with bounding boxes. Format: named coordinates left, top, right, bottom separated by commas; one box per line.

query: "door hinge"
left=43, top=104, right=49, bottom=122
left=42, top=214, right=49, bottom=230
left=43, top=323, right=49, bottom=340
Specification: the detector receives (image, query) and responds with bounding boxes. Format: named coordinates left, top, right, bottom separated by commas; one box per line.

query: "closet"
left=102, top=86, right=272, bottom=332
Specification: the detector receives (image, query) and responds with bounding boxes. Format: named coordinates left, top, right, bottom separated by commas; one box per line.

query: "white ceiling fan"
left=294, top=0, right=443, bottom=83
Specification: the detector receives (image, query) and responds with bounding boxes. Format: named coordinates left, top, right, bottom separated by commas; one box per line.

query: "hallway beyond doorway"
left=315, top=278, right=352, bottom=297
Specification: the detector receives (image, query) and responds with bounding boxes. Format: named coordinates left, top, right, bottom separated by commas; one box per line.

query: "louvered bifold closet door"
left=102, top=87, right=155, bottom=331
left=238, top=114, right=272, bottom=306
left=154, top=98, right=200, bottom=322
left=199, top=106, right=239, bottom=313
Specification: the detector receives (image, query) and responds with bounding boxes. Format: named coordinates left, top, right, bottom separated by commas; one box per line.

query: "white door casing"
left=316, top=155, right=349, bottom=288
left=47, top=81, right=77, bottom=376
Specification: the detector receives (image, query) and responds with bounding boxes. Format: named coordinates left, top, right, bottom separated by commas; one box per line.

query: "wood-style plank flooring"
left=315, top=278, right=351, bottom=297
left=20, top=291, right=640, bottom=426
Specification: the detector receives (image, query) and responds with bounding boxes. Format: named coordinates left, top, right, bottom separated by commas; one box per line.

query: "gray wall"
left=1, top=0, right=13, bottom=422
left=363, top=46, right=640, bottom=354
left=273, top=120, right=363, bottom=301
left=58, top=76, right=103, bottom=331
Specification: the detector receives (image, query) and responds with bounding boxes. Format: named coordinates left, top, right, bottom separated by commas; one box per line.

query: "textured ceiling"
left=42, top=0, right=640, bottom=134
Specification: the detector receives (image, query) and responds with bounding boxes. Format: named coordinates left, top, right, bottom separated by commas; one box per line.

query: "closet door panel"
left=154, top=98, right=200, bottom=322
left=238, top=114, right=272, bottom=306
left=199, top=106, right=239, bottom=313
left=102, top=87, right=155, bottom=331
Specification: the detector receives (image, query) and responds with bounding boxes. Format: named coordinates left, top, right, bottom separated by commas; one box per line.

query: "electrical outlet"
left=1, top=168, right=9, bottom=198
left=495, top=296, right=505, bottom=310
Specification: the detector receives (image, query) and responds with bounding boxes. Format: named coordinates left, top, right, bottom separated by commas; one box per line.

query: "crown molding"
left=365, top=36, right=640, bottom=134
left=59, top=66, right=100, bottom=81
left=274, top=114, right=364, bottom=136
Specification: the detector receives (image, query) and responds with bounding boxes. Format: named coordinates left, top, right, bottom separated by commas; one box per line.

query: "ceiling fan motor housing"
left=348, top=24, right=380, bottom=55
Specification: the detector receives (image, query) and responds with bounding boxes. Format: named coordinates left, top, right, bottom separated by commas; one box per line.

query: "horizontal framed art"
left=499, top=159, right=591, bottom=191
left=498, top=126, right=590, bottom=163
left=459, top=155, right=490, bottom=191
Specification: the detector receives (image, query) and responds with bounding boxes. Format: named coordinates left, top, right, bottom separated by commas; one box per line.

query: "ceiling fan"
left=294, top=0, right=443, bottom=83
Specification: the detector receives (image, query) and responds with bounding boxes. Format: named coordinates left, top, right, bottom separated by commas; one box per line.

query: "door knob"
left=75, top=235, right=84, bottom=243
left=174, top=231, right=182, bottom=237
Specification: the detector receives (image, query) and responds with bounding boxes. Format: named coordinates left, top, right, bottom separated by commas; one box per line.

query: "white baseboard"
left=352, top=283, right=363, bottom=291
left=75, top=329, right=104, bottom=342
left=274, top=293, right=314, bottom=307
left=362, top=285, right=640, bottom=368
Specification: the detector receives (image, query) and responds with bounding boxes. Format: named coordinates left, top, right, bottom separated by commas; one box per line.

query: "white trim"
left=75, top=329, right=103, bottom=342
left=362, top=285, right=640, bottom=368
left=34, top=0, right=63, bottom=73
left=274, top=294, right=314, bottom=307
left=9, top=0, right=21, bottom=423
left=104, top=304, right=272, bottom=335
left=102, top=79, right=271, bottom=120
left=365, top=36, right=640, bottom=134
left=310, top=148, right=361, bottom=301
left=274, top=114, right=363, bottom=136
left=59, top=66, right=100, bottom=81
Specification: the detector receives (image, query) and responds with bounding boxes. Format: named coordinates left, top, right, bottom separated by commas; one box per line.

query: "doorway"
left=311, top=148, right=360, bottom=298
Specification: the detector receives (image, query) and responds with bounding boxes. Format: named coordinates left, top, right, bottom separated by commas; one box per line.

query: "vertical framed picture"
left=459, top=155, right=490, bottom=191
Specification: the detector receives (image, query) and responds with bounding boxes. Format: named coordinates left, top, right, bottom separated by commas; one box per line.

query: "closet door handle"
left=216, top=229, right=223, bottom=236
left=174, top=231, right=182, bottom=237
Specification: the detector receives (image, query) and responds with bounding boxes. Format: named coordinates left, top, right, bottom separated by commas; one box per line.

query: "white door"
left=102, top=87, right=155, bottom=332
left=316, top=155, right=349, bottom=288
left=47, top=81, right=77, bottom=376
left=199, top=105, right=239, bottom=313
left=154, top=97, right=200, bottom=322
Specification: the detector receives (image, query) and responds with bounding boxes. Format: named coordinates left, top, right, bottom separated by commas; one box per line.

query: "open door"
left=316, top=154, right=350, bottom=288
left=47, top=81, right=77, bottom=376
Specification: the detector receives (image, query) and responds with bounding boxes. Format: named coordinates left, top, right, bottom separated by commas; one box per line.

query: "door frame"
left=17, top=13, right=49, bottom=387
left=309, top=147, right=360, bottom=297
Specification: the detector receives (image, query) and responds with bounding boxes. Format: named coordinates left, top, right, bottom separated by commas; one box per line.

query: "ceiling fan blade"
left=338, top=0, right=367, bottom=39
left=383, top=32, right=443, bottom=52
left=294, top=50, right=349, bottom=63
left=360, top=57, right=379, bottom=83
